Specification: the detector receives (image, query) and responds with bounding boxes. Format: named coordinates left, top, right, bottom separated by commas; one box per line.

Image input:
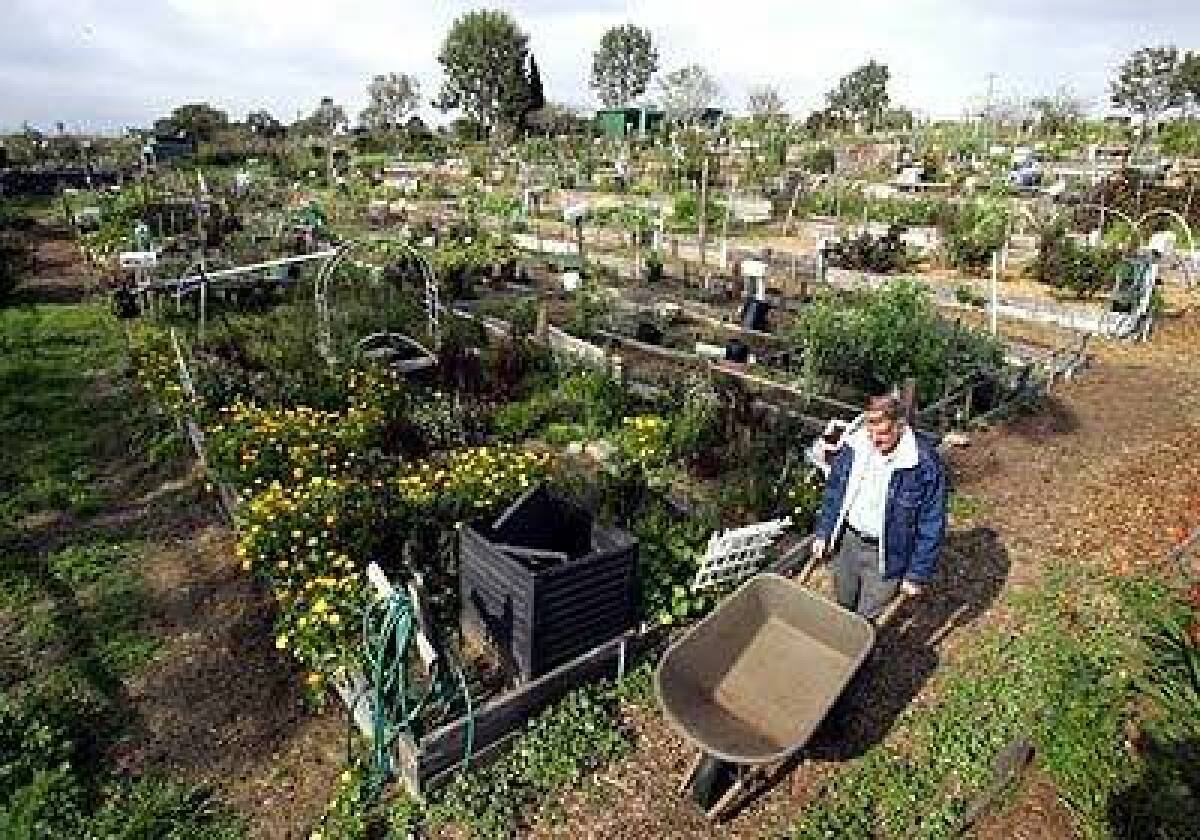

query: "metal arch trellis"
left=313, top=238, right=440, bottom=364
left=1136, top=207, right=1197, bottom=289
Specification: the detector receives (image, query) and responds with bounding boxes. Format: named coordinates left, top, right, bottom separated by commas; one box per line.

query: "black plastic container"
left=460, top=486, right=638, bottom=682
left=725, top=338, right=750, bottom=363
left=636, top=321, right=664, bottom=345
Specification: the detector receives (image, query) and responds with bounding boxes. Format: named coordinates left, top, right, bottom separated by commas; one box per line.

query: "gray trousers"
left=834, top=528, right=899, bottom=621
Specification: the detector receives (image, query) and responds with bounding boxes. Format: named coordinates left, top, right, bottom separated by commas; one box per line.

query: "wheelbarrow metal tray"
left=656, top=573, right=875, bottom=765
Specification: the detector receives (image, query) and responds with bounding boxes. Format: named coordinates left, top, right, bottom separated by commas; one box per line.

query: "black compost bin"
left=636, top=320, right=664, bottom=345
left=725, top=338, right=750, bottom=363
left=460, top=485, right=638, bottom=682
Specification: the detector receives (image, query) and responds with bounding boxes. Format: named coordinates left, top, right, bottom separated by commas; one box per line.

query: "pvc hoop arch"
left=1136, top=207, right=1197, bottom=289
left=314, top=238, right=437, bottom=363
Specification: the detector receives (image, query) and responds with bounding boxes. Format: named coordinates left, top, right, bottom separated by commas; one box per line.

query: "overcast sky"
left=3, top=0, right=1199, bottom=133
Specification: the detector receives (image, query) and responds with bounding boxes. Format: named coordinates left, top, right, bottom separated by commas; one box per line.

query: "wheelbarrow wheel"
left=690, top=755, right=735, bottom=811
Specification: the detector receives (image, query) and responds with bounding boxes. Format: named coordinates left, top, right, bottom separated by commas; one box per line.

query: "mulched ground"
left=524, top=309, right=1200, bottom=839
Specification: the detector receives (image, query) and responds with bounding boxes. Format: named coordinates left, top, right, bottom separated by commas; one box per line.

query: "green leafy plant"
left=428, top=676, right=636, bottom=838
left=944, top=198, right=1010, bottom=273
left=1032, top=223, right=1124, bottom=299
left=825, top=225, right=910, bottom=273
left=789, top=281, right=1004, bottom=404
left=630, top=501, right=716, bottom=625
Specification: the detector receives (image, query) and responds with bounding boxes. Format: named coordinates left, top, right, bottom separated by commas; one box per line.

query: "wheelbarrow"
left=655, top=569, right=908, bottom=820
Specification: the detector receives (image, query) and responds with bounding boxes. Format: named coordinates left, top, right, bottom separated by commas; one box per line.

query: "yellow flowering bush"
left=128, top=324, right=196, bottom=418
left=206, top=368, right=405, bottom=495
left=614, top=415, right=671, bottom=471
left=394, top=445, right=554, bottom=518
left=207, top=400, right=377, bottom=496
left=237, top=445, right=553, bottom=687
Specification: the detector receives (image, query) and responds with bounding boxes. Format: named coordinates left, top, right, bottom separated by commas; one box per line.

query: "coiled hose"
left=359, top=586, right=474, bottom=801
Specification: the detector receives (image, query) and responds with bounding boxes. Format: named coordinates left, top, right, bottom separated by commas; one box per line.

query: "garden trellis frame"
left=137, top=249, right=339, bottom=339
left=313, top=238, right=440, bottom=363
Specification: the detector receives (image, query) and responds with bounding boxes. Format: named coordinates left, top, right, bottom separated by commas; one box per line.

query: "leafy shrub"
left=825, top=225, right=910, bottom=273
left=1032, top=224, right=1124, bottom=298
left=802, top=145, right=836, bottom=175
left=491, top=393, right=556, bottom=442
left=869, top=195, right=948, bottom=228
left=668, top=191, right=726, bottom=234
left=789, top=281, right=1004, bottom=404
left=630, top=501, right=718, bottom=625
left=943, top=199, right=1009, bottom=272
left=556, top=368, right=628, bottom=435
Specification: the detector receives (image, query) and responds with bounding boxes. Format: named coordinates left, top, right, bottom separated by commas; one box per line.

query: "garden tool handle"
left=796, top=553, right=821, bottom=584
left=874, top=591, right=911, bottom=629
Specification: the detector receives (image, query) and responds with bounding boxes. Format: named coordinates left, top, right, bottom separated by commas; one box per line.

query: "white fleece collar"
left=846, top=424, right=919, bottom=470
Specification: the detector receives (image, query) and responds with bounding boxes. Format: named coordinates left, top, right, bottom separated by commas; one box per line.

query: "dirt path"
left=526, top=312, right=1200, bottom=840
left=6, top=226, right=345, bottom=839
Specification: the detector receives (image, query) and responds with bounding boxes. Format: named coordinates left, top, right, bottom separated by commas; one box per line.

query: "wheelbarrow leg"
left=679, top=749, right=706, bottom=795
left=705, top=764, right=766, bottom=821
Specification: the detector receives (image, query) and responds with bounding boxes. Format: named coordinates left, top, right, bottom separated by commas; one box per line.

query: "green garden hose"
left=359, top=586, right=474, bottom=800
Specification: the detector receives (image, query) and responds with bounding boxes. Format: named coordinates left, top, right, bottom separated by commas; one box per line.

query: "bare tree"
left=660, top=65, right=720, bottom=126
left=360, top=72, right=422, bottom=133
left=746, top=85, right=786, bottom=121
left=1030, top=85, right=1090, bottom=136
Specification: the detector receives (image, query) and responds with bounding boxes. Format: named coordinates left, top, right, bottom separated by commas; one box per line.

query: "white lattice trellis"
left=692, top=517, right=792, bottom=592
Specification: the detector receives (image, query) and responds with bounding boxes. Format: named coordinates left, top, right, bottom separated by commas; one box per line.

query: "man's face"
left=865, top=410, right=902, bottom=455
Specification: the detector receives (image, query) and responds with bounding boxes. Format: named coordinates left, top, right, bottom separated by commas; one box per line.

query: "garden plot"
left=107, top=151, right=1133, bottom=835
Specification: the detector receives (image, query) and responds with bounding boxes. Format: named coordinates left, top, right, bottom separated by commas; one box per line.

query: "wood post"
left=698, top=155, right=709, bottom=268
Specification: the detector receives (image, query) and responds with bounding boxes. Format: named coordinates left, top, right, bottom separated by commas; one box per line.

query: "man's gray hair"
left=866, top=393, right=905, bottom=423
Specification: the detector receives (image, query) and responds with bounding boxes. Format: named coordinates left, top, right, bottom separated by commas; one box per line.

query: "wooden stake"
left=698, top=155, right=709, bottom=268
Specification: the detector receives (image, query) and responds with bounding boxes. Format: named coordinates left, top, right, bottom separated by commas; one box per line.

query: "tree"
left=1111, top=46, right=1183, bottom=140
left=1030, top=86, right=1089, bottom=136
left=435, top=9, right=531, bottom=135
left=246, top=109, right=284, bottom=138
left=882, top=106, right=914, bottom=131
left=660, top=65, right=720, bottom=126
left=826, top=61, right=890, bottom=132
left=526, top=55, right=546, bottom=113
left=1178, top=51, right=1200, bottom=118
left=153, top=102, right=229, bottom=141
left=746, top=85, right=786, bottom=122
left=359, top=72, right=421, bottom=132
left=590, top=24, right=659, bottom=108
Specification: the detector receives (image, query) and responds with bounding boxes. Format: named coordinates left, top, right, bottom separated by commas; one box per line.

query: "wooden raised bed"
left=335, top=626, right=638, bottom=798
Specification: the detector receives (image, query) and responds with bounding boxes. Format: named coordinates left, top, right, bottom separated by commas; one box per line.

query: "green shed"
left=594, top=107, right=665, bottom=139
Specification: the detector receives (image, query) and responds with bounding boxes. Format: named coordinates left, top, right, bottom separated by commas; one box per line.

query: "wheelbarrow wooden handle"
left=873, top=591, right=911, bottom=628
left=796, top=553, right=821, bottom=584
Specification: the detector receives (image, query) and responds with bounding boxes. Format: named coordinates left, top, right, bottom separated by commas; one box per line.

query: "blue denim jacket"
left=814, top=428, right=948, bottom=583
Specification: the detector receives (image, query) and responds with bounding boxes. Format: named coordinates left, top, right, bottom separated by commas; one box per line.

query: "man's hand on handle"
left=811, top=538, right=827, bottom=561
left=900, top=579, right=925, bottom=597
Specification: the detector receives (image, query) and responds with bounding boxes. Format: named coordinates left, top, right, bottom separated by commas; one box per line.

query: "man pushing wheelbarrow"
left=655, top=390, right=949, bottom=820
left=811, top=391, right=948, bottom=620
